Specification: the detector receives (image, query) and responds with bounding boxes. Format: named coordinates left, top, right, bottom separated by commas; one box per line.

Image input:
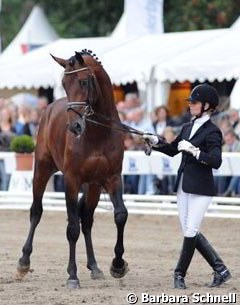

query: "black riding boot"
left=174, top=236, right=198, bottom=289
left=196, top=233, right=231, bottom=287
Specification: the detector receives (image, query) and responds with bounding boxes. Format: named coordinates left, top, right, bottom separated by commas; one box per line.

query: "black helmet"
left=187, top=84, right=219, bottom=109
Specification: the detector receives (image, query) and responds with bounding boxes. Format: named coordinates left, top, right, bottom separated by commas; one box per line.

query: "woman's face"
left=189, top=101, right=202, bottom=116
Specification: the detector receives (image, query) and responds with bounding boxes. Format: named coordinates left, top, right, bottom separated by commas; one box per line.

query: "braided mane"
left=80, top=49, right=102, bottom=65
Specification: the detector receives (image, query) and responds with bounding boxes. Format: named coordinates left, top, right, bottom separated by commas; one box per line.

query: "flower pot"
left=15, top=153, right=34, bottom=171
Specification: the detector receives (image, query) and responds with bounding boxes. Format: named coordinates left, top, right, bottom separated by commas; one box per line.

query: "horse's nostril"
left=74, top=122, right=81, bottom=130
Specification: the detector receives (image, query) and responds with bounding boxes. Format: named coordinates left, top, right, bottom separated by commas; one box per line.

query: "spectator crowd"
left=0, top=92, right=240, bottom=196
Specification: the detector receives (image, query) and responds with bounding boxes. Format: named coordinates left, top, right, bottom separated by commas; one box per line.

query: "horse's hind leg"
left=17, top=159, right=56, bottom=278
left=105, top=176, right=129, bottom=278
left=79, top=184, right=104, bottom=280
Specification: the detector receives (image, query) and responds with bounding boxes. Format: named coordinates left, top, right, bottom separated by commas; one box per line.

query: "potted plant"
left=10, top=135, right=35, bottom=171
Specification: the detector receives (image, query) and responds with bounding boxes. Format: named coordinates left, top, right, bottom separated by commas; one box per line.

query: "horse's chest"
left=79, top=155, right=110, bottom=182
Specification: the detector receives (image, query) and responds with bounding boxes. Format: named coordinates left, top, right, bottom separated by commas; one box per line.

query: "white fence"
left=1, top=152, right=240, bottom=219
left=2, top=151, right=240, bottom=176
left=0, top=191, right=240, bottom=219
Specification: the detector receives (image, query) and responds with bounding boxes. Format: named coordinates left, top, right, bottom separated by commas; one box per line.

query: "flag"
left=125, top=0, right=164, bottom=37
left=20, top=43, right=43, bottom=54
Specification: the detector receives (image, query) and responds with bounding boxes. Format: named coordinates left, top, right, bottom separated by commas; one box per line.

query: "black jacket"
left=153, top=120, right=222, bottom=196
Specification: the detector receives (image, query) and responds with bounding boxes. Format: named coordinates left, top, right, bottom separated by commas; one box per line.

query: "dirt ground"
left=0, top=209, right=239, bottom=305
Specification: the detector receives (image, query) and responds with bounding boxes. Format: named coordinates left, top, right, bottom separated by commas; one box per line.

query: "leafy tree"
left=164, top=0, right=240, bottom=32
left=0, top=0, right=123, bottom=49
left=1, top=0, right=239, bottom=50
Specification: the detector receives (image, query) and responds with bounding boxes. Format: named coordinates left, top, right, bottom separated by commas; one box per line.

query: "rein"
left=63, top=66, right=148, bottom=136
left=86, top=111, right=145, bottom=136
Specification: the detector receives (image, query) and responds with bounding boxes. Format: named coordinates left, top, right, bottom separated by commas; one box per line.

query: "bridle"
left=63, top=65, right=163, bottom=155
left=64, top=67, right=94, bottom=118
left=63, top=66, right=152, bottom=137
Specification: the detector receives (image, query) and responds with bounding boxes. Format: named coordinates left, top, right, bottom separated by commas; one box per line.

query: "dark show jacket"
left=153, top=119, right=222, bottom=196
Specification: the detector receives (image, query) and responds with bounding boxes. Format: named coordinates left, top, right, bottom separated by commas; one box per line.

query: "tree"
left=1, top=0, right=239, bottom=50
left=164, top=0, right=240, bottom=32
left=0, top=0, right=123, bottom=49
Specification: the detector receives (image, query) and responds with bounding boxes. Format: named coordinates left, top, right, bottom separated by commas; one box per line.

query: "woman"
left=143, top=84, right=231, bottom=289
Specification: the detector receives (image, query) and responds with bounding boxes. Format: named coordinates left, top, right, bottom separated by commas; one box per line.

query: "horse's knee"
left=114, top=209, right=128, bottom=226
left=66, top=223, right=80, bottom=242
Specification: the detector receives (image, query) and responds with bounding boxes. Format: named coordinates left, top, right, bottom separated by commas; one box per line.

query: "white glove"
left=143, top=133, right=159, bottom=145
left=178, top=140, right=200, bottom=158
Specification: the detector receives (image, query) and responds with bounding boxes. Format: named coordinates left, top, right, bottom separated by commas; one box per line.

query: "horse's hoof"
left=110, top=260, right=129, bottom=278
left=91, top=268, right=105, bottom=280
left=16, top=262, right=30, bottom=279
left=66, top=279, right=80, bottom=289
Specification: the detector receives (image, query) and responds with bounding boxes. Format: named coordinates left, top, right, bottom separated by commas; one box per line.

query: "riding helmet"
left=187, top=84, right=219, bottom=109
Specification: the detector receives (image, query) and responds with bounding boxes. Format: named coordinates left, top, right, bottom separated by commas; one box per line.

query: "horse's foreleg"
left=65, top=178, right=80, bottom=289
left=17, top=161, right=55, bottom=278
left=105, top=176, right=129, bottom=278
left=79, top=184, right=104, bottom=280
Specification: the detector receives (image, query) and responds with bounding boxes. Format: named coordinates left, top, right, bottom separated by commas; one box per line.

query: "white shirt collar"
left=193, top=114, right=210, bottom=125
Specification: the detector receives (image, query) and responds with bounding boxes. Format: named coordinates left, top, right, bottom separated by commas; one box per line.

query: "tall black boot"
left=196, top=233, right=231, bottom=287
left=174, top=236, right=198, bottom=289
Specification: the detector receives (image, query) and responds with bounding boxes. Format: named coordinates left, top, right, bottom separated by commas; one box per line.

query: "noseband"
left=64, top=67, right=94, bottom=118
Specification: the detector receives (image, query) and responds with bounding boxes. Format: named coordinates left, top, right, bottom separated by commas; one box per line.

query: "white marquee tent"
left=0, top=5, right=58, bottom=63
left=0, top=23, right=240, bottom=107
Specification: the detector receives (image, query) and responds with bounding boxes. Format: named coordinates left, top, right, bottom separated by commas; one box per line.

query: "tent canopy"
left=0, top=25, right=240, bottom=89
left=0, top=5, right=58, bottom=62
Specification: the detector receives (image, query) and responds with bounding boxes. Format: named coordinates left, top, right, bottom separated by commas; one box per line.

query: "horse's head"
left=51, top=51, right=100, bottom=137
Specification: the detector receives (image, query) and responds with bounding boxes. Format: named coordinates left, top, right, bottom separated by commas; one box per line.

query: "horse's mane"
left=80, top=49, right=102, bottom=65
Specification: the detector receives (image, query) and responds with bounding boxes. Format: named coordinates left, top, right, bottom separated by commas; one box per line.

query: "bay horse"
left=17, top=50, right=129, bottom=288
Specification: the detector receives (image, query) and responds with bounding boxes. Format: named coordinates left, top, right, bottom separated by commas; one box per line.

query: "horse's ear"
left=50, top=54, right=67, bottom=68
left=75, top=51, right=84, bottom=64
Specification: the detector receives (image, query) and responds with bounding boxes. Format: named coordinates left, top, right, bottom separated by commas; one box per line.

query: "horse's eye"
left=79, top=79, right=88, bottom=88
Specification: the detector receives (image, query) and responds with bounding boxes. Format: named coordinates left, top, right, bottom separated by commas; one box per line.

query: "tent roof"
left=0, top=5, right=58, bottom=62
left=0, top=36, right=132, bottom=89
left=0, top=25, right=240, bottom=89
left=155, top=27, right=240, bottom=82
left=103, top=28, right=228, bottom=84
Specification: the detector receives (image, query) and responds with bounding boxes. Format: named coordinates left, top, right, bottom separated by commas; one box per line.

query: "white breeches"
left=177, top=176, right=212, bottom=237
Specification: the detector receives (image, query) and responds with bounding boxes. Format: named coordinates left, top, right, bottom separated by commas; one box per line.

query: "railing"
left=2, top=151, right=240, bottom=176
left=0, top=191, right=239, bottom=219
left=1, top=151, right=240, bottom=219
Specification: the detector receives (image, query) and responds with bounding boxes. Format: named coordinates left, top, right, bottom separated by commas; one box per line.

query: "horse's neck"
left=95, top=69, right=117, bottom=117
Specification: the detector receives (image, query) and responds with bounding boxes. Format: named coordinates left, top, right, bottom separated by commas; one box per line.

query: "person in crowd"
left=152, top=106, right=176, bottom=194
left=127, top=107, right=155, bottom=194
left=23, top=107, right=41, bottom=140
left=117, top=92, right=141, bottom=114
left=143, top=84, right=231, bottom=289
left=218, top=129, right=240, bottom=196
left=0, top=106, right=16, bottom=190
left=37, top=96, right=49, bottom=111
left=122, top=134, right=140, bottom=194
left=228, top=108, right=240, bottom=138
left=14, top=105, right=31, bottom=135
left=152, top=105, right=176, bottom=135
